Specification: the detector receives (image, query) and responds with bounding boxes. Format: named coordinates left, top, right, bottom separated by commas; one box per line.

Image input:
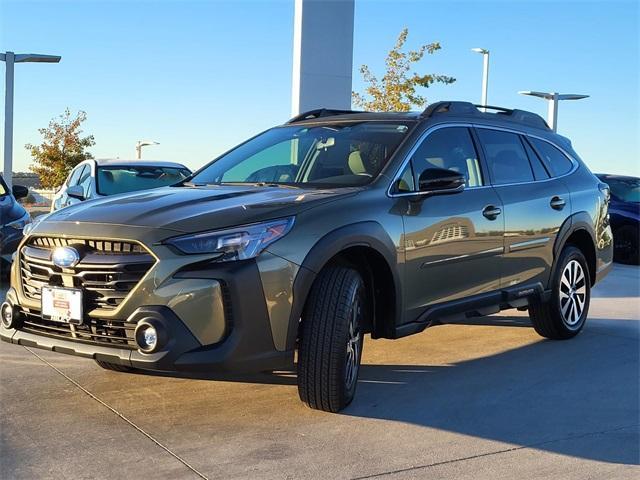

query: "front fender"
left=283, top=221, right=401, bottom=351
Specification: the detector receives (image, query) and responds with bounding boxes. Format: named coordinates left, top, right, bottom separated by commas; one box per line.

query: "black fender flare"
left=550, top=211, right=596, bottom=287
left=284, top=221, right=401, bottom=351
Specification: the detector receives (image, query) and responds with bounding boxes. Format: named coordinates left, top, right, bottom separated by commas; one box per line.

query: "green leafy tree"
left=26, top=109, right=95, bottom=189
left=352, top=28, right=456, bottom=112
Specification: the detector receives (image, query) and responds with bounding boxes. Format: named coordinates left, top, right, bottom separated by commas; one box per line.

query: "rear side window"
left=521, top=138, right=550, bottom=180
left=476, top=129, right=534, bottom=185
left=529, top=138, right=574, bottom=176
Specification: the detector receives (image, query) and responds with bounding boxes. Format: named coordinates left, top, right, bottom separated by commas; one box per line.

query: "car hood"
left=610, top=200, right=640, bottom=219
left=42, top=185, right=358, bottom=233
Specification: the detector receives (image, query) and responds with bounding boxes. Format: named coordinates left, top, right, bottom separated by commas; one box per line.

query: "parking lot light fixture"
left=471, top=48, right=490, bottom=111
left=135, top=140, right=160, bottom=159
left=518, top=91, right=589, bottom=132
left=1, top=51, right=61, bottom=187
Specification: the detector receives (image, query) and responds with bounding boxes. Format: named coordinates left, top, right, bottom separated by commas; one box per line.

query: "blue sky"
left=1, top=0, right=638, bottom=175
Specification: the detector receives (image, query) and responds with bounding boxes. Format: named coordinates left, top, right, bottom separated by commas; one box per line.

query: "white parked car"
left=51, top=159, right=192, bottom=211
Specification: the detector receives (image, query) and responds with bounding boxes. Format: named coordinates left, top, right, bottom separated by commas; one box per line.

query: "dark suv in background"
left=1, top=101, right=613, bottom=412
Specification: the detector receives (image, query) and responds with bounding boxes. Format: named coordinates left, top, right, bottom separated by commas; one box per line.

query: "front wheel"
left=297, top=266, right=365, bottom=412
left=613, top=225, right=639, bottom=265
left=529, top=246, right=591, bottom=339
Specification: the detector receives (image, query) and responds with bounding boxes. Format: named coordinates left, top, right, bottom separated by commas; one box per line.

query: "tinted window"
left=477, top=129, right=534, bottom=185
left=97, top=166, right=191, bottom=195
left=410, top=127, right=483, bottom=188
left=602, top=176, right=640, bottom=203
left=522, top=137, right=550, bottom=180
left=66, top=165, right=85, bottom=186
left=530, top=138, right=573, bottom=176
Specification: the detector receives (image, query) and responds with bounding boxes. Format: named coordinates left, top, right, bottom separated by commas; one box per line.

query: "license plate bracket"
left=41, top=286, right=83, bottom=325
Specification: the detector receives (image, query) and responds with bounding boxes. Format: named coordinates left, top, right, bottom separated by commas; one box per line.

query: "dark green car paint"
left=1, top=106, right=613, bottom=373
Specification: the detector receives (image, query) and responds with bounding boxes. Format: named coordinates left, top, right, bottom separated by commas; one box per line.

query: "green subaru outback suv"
left=1, top=101, right=613, bottom=412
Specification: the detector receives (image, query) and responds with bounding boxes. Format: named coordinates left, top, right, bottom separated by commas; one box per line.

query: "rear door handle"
left=482, top=205, right=502, bottom=220
left=550, top=196, right=566, bottom=210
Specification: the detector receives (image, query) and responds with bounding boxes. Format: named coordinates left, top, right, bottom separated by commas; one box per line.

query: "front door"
left=397, top=126, right=505, bottom=323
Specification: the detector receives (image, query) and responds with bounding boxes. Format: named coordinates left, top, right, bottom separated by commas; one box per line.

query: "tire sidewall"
left=552, top=247, right=591, bottom=333
left=342, top=278, right=365, bottom=402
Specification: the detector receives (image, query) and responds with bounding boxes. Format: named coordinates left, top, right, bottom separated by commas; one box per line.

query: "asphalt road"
left=1, top=265, right=638, bottom=479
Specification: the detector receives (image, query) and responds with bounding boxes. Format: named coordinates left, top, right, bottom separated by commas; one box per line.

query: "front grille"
left=20, top=311, right=137, bottom=349
left=20, top=236, right=155, bottom=312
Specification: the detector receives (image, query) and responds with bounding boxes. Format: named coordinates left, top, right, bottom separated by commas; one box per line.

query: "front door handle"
left=482, top=205, right=502, bottom=220
left=550, top=196, right=566, bottom=210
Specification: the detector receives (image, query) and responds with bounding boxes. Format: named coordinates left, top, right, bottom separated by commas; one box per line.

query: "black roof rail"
left=420, top=100, right=550, bottom=130
left=420, top=101, right=478, bottom=118
left=286, top=108, right=363, bottom=124
left=476, top=105, right=550, bottom=129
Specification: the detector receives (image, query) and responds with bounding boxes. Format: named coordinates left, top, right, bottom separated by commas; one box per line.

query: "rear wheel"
left=613, top=225, right=639, bottom=265
left=529, top=246, right=591, bottom=339
left=297, top=265, right=365, bottom=412
left=94, top=360, right=135, bottom=373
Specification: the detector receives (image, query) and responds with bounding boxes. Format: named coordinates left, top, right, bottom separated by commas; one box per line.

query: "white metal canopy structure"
left=519, top=90, right=589, bottom=132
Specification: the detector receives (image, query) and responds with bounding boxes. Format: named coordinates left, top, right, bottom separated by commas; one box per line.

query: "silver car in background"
left=51, top=159, right=192, bottom=211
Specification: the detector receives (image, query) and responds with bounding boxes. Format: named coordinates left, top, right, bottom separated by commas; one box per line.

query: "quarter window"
left=529, top=138, right=574, bottom=177
left=409, top=127, right=483, bottom=189
left=476, top=129, right=534, bottom=185
left=522, top=137, right=550, bottom=180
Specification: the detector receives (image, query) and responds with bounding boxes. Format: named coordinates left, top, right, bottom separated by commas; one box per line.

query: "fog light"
left=1, top=302, right=21, bottom=329
left=143, top=326, right=157, bottom=349
left=134, top=320, right=164, bottom=353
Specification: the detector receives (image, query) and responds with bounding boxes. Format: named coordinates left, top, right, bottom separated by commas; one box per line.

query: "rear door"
left=398, top=126, right=505, bottom=322
left=475, top=127, right=572, bottom=289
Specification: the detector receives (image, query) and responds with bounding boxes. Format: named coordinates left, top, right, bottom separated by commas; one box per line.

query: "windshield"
left=190, top=122, right=412, bottom=187
left=605, top=177, right=640, bottom=203
left=96, top=166, right=191, bottom=196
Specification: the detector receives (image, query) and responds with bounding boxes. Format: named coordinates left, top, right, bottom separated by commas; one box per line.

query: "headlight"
left=7, top=211, right=31, bottom=230
left=165, top=217, right=295, bottom=260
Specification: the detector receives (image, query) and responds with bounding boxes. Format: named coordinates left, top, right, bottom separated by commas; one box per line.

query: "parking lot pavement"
left=1, top=265, right=638, bottom=479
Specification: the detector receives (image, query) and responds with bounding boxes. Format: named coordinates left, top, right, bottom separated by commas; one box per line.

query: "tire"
left=297, top=265, right=366, bottom=412
left=613, top=225, right=639, bottom=265
left=529, top=246, right=591, bottom=340
left=94, top=360, right=135, bottom=373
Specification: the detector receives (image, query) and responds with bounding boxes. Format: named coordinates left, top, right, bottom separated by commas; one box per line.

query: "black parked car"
left=0, top=175, right=31, bottom=278
left=596, top=174, right=639, bottom=264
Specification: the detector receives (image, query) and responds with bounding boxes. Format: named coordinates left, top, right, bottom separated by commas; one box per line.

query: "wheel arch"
left=553, top=212, right=597, bottom=287
left=284, top=222, right=401, bottom=351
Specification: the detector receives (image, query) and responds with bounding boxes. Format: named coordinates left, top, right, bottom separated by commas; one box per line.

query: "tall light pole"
left=135, top=140, right=159, bottom=159
left=519, top=91, right=589, bottom=132
left=1, top=51, right=61, bottom=187
left=471, top=48, right=490, bottom=111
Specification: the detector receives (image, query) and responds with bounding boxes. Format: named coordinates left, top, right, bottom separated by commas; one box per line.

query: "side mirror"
left=418, top=168, right=465, bottom=194
left=66, top=185, right=85, bottom=200
left=12, top=184, right=29, bottom=200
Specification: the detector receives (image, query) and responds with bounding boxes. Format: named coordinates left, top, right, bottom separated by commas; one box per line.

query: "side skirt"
left=393, top=282, right=544, bottom=339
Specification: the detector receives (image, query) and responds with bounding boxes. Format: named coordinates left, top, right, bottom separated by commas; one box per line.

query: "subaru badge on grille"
left=52, top=246, right=80, bottom=268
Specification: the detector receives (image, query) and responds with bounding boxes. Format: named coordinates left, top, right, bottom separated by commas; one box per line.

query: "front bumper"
left=2, top=257, right=295, bottom=373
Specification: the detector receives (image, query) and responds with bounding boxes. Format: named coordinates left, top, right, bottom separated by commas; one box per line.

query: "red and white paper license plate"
left=41, top=286, right=83, bottom=325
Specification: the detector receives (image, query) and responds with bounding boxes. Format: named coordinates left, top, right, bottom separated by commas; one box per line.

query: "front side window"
left=408, top=127, right=483, bottom=189
left=190, top=122, right=412, bottom=187
left=66, top=165, right=85, bottom=187
left=477, top=129, right=534, bottom=185
left=96, top=166, right=191, bottom=196
left=529, top=138, right=574, bottom=177
left=77, top=166, right=92, bottom=197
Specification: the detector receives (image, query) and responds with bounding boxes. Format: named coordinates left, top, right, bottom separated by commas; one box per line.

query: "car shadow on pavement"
left=346, top=317, right=639, bottom=466
left=131, top=316, right=639, bottom=466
